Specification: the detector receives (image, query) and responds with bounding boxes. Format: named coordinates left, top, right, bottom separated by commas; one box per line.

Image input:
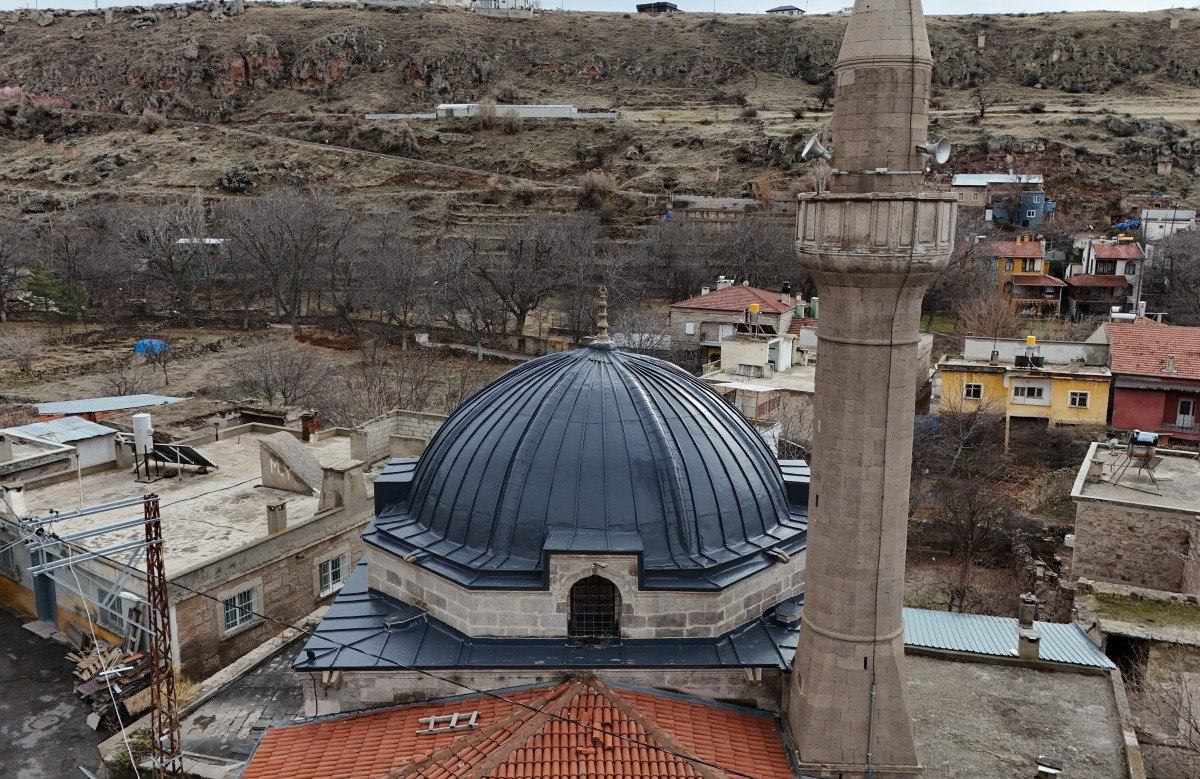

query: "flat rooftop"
left=24, top=430, right=352, bottom=577
left=703, top=367, right=816, bottom=395
left=939, top=356, right=1111, bottom=378
left=1074, top=442, right=1200, bottom=514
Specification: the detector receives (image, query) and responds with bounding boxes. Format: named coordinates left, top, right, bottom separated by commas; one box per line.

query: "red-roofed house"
left=1107, top=319, right=1200, bottom=443
left=241, top=679, right=795, bottom=779
left=974, top=237, right=1063, bottom=317
left=669, top=277, right=799, bottom=370
left=1065, top=238, right=1145, bottom=317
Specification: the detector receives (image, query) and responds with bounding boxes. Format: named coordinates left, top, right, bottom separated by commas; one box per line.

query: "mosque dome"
left=368, top=343, right=808, bottom=590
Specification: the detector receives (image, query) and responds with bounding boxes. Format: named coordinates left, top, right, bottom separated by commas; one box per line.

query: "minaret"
left=786, top=2, right=956, bottom=778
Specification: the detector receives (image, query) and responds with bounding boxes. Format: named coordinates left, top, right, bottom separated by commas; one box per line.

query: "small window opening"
left=569, top=576, right=620, bottom=641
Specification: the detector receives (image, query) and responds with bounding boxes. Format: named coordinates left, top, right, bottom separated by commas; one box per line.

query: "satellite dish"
left=916, top=138, right=952, bottom=165
left=801, top=133, right=833, bottom=162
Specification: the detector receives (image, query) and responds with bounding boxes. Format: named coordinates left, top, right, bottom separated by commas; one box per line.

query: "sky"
left=0, top=0, right=1189, bottom=12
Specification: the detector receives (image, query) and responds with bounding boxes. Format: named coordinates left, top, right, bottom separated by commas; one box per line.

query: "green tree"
left=27, top=260, right=87, bottom=320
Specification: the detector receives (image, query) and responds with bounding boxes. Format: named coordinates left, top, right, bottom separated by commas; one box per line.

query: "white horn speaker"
left=802, top=133, right=833, bottom=162
left=916, top=137, right=952, bottom=165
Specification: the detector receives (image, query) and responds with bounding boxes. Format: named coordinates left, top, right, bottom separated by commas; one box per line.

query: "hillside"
left=1, top=4, right=1198, bottom=231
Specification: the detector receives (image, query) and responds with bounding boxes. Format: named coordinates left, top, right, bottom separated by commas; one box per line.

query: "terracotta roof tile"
left=241, top=681, right=794, bottom=779
left=1065, top=274, right=1131, bottom=288
left=1091, top=242, right=1145, bottom=260
left=1011, top=274, right=1066, bottom=288
left=976, top=240, right=1045, bottom=259
left=1108, top=319, right=1200, bottom=381
left=787, top=317, right=819, bottom=335
left=670, top=285, right=793, bottom=315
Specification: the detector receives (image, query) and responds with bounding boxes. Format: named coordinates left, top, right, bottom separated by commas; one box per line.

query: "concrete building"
left=951, top=173, right=1055, bottom=228
left=3, top=417, right=118, bottom=471
left=635, top=1, right=679, bottom=14
left=0, top=421, right=373, bottom=681
left=787, top=0, right=958, bottom=774
left=1141, top=207, right=1197, bottom=244
left=766, top=4, right=806, bottom=15
left=937, top=336, right=1112, bottom=441
left=1106, top=319, right=1200, bottom=445
left=668, top=278, right=800, bottom=369
left=1071, top=440, right=1200, bottom=595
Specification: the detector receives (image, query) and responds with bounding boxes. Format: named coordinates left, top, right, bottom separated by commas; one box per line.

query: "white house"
left=766, top=4, right=805, bottom=16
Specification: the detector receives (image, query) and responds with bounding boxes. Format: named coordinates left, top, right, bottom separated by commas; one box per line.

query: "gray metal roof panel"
left=4, top=416, right=117, bottom=443
left=36, top=394, right=185, bottom=415
left=902, top=607, right=1114, bottom=669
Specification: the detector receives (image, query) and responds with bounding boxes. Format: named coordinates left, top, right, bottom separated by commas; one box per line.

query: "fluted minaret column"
left=786, top=2, right=956, bottom=778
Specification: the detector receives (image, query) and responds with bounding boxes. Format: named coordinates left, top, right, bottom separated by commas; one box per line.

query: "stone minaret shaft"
left=787, top=2, right=956, bottom=778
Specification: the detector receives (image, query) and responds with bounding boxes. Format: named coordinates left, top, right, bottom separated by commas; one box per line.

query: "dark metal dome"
left=367, top=343, right=808, bottom=590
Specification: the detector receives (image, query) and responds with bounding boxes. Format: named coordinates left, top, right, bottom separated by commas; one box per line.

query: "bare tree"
left=1144, top=229, right=1200, bottom=325
left=956, top=294, right=1022, bottom=339
left=356, top=212, right=429, bottom=349
left=971, top=86, right=1000, bottom=121
left=926, top=479, right=1018, bottom=612
left=101, top=359, right=157, bottom=396
left=218, top=338, right=330, bottom=407
left=1134, top=646, right=1200, bottom=779
left=0, top=330, right=43, bottom=373
left=219, top=189, right=355, bottom=327
left=40, top=204, right=132, bottom=320
left=815, top=78, right=836, bottom=112
left=0, top=218, right=32, bottom=324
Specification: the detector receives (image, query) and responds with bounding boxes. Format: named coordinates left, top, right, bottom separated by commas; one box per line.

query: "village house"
left=1105, top=318, right=1200, bottom=445
left=1141, top=207, right=1196, bottom=243
left=975, top=237, right=1065, bottom=317
left=951, top=173, right=1055, bottom=228
left=635, top=1, right=679, bottom=14
left=937, top=335, right=1111, bottom=445
left=668, top=278, right=798, bottom=370
left=0, top=417, right=375, bottom=681
left=766, top=4, right=806, bottom=16
left=1065, top=237, right=1146, bottom=318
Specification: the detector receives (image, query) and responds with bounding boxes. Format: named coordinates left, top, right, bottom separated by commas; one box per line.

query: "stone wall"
left=1073, top=500, right=1194, bottom=592
left=367, top=550, right=806, bottom=640
left=172, top=505, right=370, bottom=680
left=305, top=667, right=786, bottom=717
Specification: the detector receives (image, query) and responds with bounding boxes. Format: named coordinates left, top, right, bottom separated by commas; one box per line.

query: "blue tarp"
left=133, top=338, right=171, bottom=356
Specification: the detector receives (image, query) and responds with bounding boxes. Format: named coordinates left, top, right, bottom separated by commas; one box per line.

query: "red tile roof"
left=241, top=680, right=794, bottom=779
left=671, top=285, right=793, bottom=315
left=1011, top=274, right=1066, bottom=288
left=976, top=240, right=1045, bottom=259
left=1065, top=274, right=1131, bottom=288
left=1108, top=319, right=1200, bottom=381
left=1090, top=242, right=1145, bottom=260
left=787, top=317, right=819, bottom=335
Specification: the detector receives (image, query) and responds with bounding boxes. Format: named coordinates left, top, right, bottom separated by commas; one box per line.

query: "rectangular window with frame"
left=319, top=553, right=349, bottom=597
left=1004, top=259, right=1015, bottom=271
left=1027, top=210, right=1038, bottom=218
left=1096, top=260, right=1117, bottom=275
left=963, top=383, right=983, bottom=400
left=1069, top=391, right=1090, bottom=409
left=223, top=588, right=257, bottom=633
left=1013, top=386, right=1045, bottom=400
left=1022, top=258, right=1040, bottom=272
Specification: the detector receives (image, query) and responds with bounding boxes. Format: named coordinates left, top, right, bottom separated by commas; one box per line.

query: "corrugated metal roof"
left=4, top=416, right=117, bottom=443
left=36, top=394, right=184, bottom=416
left=952, top=173, right=1044, bottom=187
left=903, top=608, right=1114, bottom=669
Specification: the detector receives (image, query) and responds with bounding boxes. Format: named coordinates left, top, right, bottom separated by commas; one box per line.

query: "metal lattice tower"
left=144, top=495, right=183, bottom=778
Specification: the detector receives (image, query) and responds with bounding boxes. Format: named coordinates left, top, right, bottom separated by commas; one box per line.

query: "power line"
left=77, top=542, right=768, bottom=779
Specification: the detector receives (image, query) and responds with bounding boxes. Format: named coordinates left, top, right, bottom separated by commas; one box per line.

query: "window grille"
left=319, top=554, right=348, bottom=597
left=1069, top=391, right=1090, bottom=409
left=568, top=576, right=620, bottom=641
left=223, top=588, right=257, bottom=632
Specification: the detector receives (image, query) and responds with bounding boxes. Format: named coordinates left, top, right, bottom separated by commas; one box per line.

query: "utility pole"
left=144, top=495, right=183, bottom=779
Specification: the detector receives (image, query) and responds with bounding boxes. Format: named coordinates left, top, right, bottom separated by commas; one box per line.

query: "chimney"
left=781, top=282, right=793, bottom=306
left=300, top=410, right=321, bottom=442
left=1087, top=458, right=1105, bottom=484
left=716, top=275, right=734, bottom=291
left=1019, top=593, right=1038, bottom=628
left=2, top=482, right=26, bottom=519
left=700, top=286, right=711, bottom=296
left=1165, top=355, right=1178, bottom=374
left=267, top=500, right=288, bottom=534
left=1018, top=628, right=1041, bottom=660
left=0, top=434, right=12, bottom=463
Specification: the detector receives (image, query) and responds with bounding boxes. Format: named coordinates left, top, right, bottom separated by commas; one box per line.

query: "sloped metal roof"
left=952, top=173, right=1044, bottom=187
left=4, top=416, right=117, bottom=443
left=903, top=608, right=1115, bottom=669
left=36, top=394, right=184, bottom=416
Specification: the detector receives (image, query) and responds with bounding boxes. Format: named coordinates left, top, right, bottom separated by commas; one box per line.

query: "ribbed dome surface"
left=371, top=344, right=806, bottom=589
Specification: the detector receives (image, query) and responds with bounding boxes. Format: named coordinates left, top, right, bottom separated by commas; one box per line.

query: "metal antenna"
left=595, top=286, right=611, bottom=345
left=144, top=495, right=183, bottom=779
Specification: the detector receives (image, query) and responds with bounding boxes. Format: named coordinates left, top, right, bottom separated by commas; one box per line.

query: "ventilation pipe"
left=2, top=482, right=26, bottom=518
left=0, top=434, right=12, bottom=463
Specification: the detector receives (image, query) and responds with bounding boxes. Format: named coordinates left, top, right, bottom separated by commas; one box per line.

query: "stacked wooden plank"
left=68, top=645, right=157, bottom=726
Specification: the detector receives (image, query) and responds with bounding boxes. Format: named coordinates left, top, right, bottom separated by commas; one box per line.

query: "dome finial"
left=595, top=285, right=611, bottom=345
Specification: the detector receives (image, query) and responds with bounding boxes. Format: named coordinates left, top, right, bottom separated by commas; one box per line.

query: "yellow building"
left=938, top=336, right=1111, bottom=445
left=973, top=237, right=1065, bottom=318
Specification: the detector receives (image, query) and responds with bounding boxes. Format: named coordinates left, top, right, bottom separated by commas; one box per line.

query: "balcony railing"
left=1163, top=422, right=1200, bottom=436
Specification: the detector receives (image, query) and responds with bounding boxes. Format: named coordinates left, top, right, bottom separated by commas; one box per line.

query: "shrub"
left=495, top=84, right=520, bottom=105
left=577, top=169, right=617, bottom=209
left=510, top=179, right=538, bottom=205
left=500, top=110, right=522, bottom=135
left=137, top=107, right=165, bottom=134
left=741, top=106, right=759, bottom=119
left=791, top=107, right=806, bottom=120
left=1027, top=101, right=1047, bottom=114
left=474, top=102, right=497, bottom=131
